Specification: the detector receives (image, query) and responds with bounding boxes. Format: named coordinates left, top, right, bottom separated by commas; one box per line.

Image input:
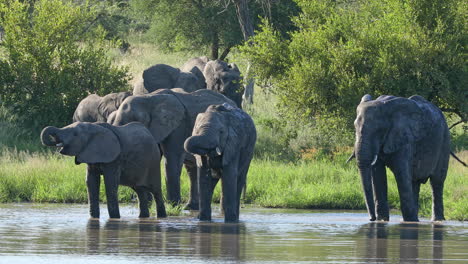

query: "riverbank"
left=0, top=149, right=466, bottom=221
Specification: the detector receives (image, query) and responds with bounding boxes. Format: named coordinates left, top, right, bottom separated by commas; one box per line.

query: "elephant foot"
left=157, top=210, right=167, bottom=218
left=138, top=212, right=150, bottom=218
left=377, top=216, right=389, bottom=221
left=369, top=216, right=376, bottom=221
left=432, top=216, right=445, bottom=222
left=184, top=201, right=199, bottom=211
left=198, top=212, right=211, bottom=221
left=402, top=217, right=419, bottom=222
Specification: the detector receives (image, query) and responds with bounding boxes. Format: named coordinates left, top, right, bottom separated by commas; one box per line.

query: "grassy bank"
left=0, top=148, right=466, bottom=220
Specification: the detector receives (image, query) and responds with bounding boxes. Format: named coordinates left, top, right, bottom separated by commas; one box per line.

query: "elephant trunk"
left=184, top=135, right=217, bottom=156
left=40, top=126, right=61, bottom=146
left=355, top=139, right=377, bottom=221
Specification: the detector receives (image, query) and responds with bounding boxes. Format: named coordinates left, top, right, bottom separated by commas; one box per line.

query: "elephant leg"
left=430, top=179, right=445, bottom=221
left=86, top=166, right=101, bottom=218
left=184, top=162, right=199, bottom=210
left=390, top=163, right=418, bottom=222
left=221, top=164, right=239, bottom=223
left=151, top=187, right=167, bottom=218
left=161, top=138, right=186, bottom=205
left=235, top=168, right=248, bottom=218
left=103, top=166, right=121, bottom=219
left=412, top=181, right=421, bottom=214
left=133, top=187, right=150, bottom=218
left=198, top=156, right=218, bottom=221
left=372, top=163, right=389, bottom=221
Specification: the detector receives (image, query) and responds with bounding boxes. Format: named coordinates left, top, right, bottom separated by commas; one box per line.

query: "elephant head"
left=112, top=92, right=185, bottom=144
left=141, top=64, right=181, bottom=94
left=204, top=60, right=243, bottom=108
left=184, top=104, right=238, bottom=169
left=98, top=92, right=132, bottom=121
left=354, top=94, right=429, bottom=220
left=40, top=122, right=121, bottom=164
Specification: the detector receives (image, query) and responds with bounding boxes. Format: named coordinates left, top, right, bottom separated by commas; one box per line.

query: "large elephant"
left=352, top=94, right=450, bottom=222
left=184, top=103, right=256, bottom=222
left=73, top=92, right=132, bottom=122
left=40, top=122, right=166, bottom=219
left=203, top=60, right=243, bottom=108
left=112, top=89, right=237, bottom=209
left=133, top=63, right=203, bottom=95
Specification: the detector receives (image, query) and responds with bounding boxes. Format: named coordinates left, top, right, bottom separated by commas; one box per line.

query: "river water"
left=0, top=203, right=467, bottom=263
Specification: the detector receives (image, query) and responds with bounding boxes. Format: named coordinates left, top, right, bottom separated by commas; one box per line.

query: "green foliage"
left=242, top=0, right=467, bottom=130
left=0, top=0, right=131, bottom=131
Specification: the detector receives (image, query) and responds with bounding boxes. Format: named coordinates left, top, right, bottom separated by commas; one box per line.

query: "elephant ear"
left=222, top=125, right=239, bottom=167
left=149, top=94, right=185, bottom=143
left=76, top=124, right=121, bottom=164
left=383, top=98, right=427, bottom=154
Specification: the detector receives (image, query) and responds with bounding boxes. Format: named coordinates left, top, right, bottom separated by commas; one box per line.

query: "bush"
left=241, top=0, right=467, bottom=132
left=0, top=0, right=131, bottom=131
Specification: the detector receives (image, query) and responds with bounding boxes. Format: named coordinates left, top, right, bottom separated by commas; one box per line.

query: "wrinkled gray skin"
left=112, top=89, right=236, bottom=210
left=203, top=60, right=243, bottom=108
left=73, top=92, right=132, bottom=122
left=353, top=94, right=450, bottom=222
left=40, top=122, right=166, bottom=219
left=180, top=56, right=209, bottom=89
left=134, top=64, right=203, bottom=95
left=184, top=104, right=256, bottom=222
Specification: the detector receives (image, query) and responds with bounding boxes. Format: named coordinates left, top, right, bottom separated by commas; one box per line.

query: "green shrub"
left=0, top=0, right=131, bottom=131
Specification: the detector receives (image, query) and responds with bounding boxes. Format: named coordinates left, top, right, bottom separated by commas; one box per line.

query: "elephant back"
left=143, top=64, right=180, bottom=93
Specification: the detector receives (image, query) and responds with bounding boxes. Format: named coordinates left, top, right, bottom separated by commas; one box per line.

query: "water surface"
left=0, top=203, right=467, bottom=263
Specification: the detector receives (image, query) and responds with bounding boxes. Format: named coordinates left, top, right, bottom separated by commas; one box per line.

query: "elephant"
left=352, top=94, right=450, bottom=222
left=73, top=92, right=132, bottom=122
left=180, top=56, right=209, bottom=89
left=203, top=60, right=243, bottom=108
left=184, top=103, right=256, bottom=222
left=112, top=88, right=237, bottom=210
left=40, top=122, right=166, bottom=219
left=133, top=63, right=203, bottom=95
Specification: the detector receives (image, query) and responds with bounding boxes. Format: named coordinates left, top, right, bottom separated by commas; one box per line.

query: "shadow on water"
left=358, top=222, right=446, bottom=264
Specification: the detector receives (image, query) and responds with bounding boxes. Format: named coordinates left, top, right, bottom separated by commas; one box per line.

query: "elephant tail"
left=451, top=151, right=467, bottom=167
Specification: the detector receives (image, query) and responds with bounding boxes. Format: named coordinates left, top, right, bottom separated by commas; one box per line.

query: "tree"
left=241, top=0, right=467, bottom=129
left=0, top=0, right=130, bottom=131
left=134, top=0, right=299, bottom=60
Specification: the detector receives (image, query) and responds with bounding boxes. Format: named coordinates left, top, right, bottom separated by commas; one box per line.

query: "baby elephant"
left=184, top=103, right=256, bottom=222
left=40, top=122, right=166, bottom=219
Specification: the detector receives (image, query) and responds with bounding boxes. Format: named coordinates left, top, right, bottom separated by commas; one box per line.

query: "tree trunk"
left=232, top=0, right=255, bottom=105
left=211, top=30, right=219, bottom=60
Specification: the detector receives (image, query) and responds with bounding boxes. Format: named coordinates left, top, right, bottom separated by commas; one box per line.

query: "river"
left=0, top=203, right=467, bottom=263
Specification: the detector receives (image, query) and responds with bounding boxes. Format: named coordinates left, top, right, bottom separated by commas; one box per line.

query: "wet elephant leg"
left=222, top=164, right=239, bottom=222
left=390, top=163, right=418, bottom=222
left=134, top=187, right=150, bottom=218
left=161, top=147, right=184, bottom=205
left=430, top=179, right=445, bottom=221
left=184, top=161, right=199, bottom=210
left=372, top=162, right=389, bottom=221
left=412, top=181, right=421, bottom=215
left=103, top=165, right=121, bottom=219
left=198, top=156, right=219, bottom=221
left=86, top=166, right=101, bottom=218
left=151, top=187, right=167, bottom=218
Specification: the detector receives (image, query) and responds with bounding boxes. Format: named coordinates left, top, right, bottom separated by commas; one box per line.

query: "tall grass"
left=0, top=148, right=466, bottom=220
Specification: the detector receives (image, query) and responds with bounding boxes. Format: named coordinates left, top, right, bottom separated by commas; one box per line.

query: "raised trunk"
left=184, top=135, right=216, bottom=156
left=40, top=126, right=60, bottom=146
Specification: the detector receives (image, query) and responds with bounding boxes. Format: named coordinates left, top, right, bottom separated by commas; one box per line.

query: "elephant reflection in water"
left=358, top=222, right=444, bottom=263
left=85, top=219, right=246, bottom=260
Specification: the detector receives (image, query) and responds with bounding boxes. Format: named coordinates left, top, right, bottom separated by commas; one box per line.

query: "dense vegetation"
left=0, top=0, right=466, bottom=219
left=241, top=0, right=467, bottom=135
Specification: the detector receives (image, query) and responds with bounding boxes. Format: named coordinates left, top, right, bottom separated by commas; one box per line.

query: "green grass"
left=0, top=148, right=466, bottom=220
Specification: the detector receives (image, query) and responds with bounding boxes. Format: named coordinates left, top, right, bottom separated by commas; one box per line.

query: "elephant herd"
left=40, top=56, right=463, bottom=223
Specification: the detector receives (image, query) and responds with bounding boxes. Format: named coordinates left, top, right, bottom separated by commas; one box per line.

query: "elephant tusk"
left=371, top=155, right=378, bottom=166
left=216, top=147, right=222, bottom=156
left=346, top=152, right=355, bottom=164
left=56, top=143, right=64, bottom=147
